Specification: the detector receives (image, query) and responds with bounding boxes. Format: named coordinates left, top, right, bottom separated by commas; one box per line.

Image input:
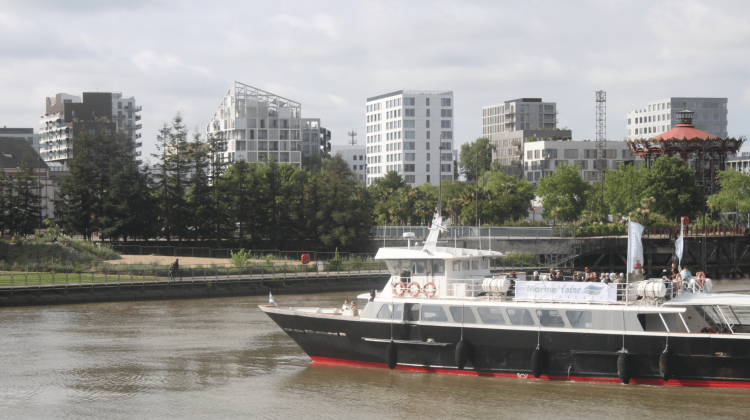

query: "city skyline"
left=1, top=1, right=749, bottom=165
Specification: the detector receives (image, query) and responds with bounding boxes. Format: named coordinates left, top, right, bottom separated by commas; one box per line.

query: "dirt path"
left=105, top=255, right=302, bottom=267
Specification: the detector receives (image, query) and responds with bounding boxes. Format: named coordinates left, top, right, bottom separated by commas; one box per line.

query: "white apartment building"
left=206, top=82, right=303, bottom=167
left=365, top=90, right=454, bottom=186
left=39, top=92, right=142, bottom=169
left=727, top=152, right=750, bottom=175
left=626, top=97, right=728, bottom=140
left=523, top=140, right=635, bottom=185
left=331, top=145, right=366, bottom=182
left=482, top=98, right=571, bottom=169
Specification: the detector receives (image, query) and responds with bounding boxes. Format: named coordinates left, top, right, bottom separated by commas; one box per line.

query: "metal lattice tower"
left=595, top=90, right=606, bottom=181
left=347, top=129, right=357, bottom=146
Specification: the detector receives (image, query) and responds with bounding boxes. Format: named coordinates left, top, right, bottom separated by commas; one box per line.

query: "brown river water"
left=2, top=282, right=750, bottom=419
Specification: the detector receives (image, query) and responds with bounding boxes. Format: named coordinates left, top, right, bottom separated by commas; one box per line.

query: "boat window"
left=424, top=260, right=433, bottom=275
left=452, top=261, right=461, bottom=271
left=536, top=310, right=565, bottom=327
left=432, top=260, right=445, bottom=274
left=481, top=259, right=489, bottom=269
left=506, top=308, right=535, bottom=326
left=413, top=261, right=426, bottom=274
left=385, top=260, right=399, bottom=275
left=377, top=304, right=403, bottom=320
left=566, top=311, right=593, bottom=328
left=471, top=260, right=480, bottom=270
left=449, top=307, right=477, bottom=323
left=405, top=303, right=420, bottom=322
left=478, top=307, right=506, bottom=324
left=461, top=260, right=470, bottom=270
left=422, top=305, right=449, bottom=322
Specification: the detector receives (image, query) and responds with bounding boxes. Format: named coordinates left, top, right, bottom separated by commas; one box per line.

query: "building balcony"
left=134, top=124, right=142, bottom=130
left=135, top=133, right=142, bottom=139
left=135, top=142, right=143, bottom=148
left=135, top=115, right=141, bottom=121
left=135, top=151, right=142, bottom=157
left=112, top=114, right=125, bottom=120
left=124, top=105, right=142, bottom=112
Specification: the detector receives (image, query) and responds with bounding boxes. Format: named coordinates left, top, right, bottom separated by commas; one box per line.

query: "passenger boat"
left=260, top=212, right=750, bottom=388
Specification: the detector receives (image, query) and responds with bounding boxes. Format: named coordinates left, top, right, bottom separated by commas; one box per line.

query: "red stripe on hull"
left=309, top=356, right=750, bottom=388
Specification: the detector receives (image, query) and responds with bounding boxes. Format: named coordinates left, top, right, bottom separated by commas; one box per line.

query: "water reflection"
left=1, top=285, right=750, bottom=419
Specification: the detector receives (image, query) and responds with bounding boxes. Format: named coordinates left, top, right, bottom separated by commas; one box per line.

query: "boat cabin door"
left=404, top=303, right=422, bottom=341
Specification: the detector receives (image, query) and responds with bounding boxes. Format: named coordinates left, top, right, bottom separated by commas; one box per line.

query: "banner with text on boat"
left=515, top=281, right=617, bottom=302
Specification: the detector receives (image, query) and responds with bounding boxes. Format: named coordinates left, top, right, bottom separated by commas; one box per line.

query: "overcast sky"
left=2, top=0, right=750, bottom=162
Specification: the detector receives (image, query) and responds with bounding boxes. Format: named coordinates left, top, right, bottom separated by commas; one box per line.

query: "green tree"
left=483, top=169, right=535, bottom=223
left=644, top=156, right=703, bottom=222
left=4, top=155, right=43, bottom=235
left=708, top=170, right=750, bottom=213
left=100, top=131, right=158, bottom=241
left=307, top=155, right=372, bottom=250
left=458, top=137, right=492, bottom=183
left=536, top=164, right=591, bottom=223
left=603, top=163, right=649, bottom=217
left=152, top=113, right=192, bottom=241
left=59, top=124, right=108, bottom=240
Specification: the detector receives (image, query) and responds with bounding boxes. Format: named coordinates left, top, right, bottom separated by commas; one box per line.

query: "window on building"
left=441, top=120, right=451, bottom=128
left=426, top=131, right=431, bottom=139
left=584, top=149, right=597, bottom=159
left=574, top=160, right=587, bottom=169
left=441, top=98, right=451, bottom=107
left=404, top=109, right=415, bottom=117
left=440, top=131, right=453, bottom=139
left=404, top=164, right=415, bottom=172
left=441, top=164, right=451, bottom=172
left=426, top=109, right=430, bottom=117
left=440, top=109, right=453, bottom=117
left=404, top=175, right=415, bottom=183
left=441, top=153, right=452, bottom=161
left=404, top=142, right=415, bottom=150
left=404, top=98, right=415, bottom=106
left=425, top=120, right=430, bottom=128
left=564, top=149, right=578, bottom=158
left=404, top=153, right=415, bottom=161
left=404, top=120, right=415, bottom=128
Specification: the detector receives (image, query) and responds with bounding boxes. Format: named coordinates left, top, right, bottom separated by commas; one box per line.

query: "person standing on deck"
left=174, top=259, right=181, bottom=281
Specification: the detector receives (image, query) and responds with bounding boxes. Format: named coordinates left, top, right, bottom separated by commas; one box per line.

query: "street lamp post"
left=475, top=145, right=479, bottom=227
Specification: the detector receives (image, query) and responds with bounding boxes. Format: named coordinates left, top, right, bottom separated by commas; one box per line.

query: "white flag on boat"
left=675, top=223, right=684, bottom=265
left=627, top=220, right=645, bottom=274
left=269, top=292, right=277, bottom=307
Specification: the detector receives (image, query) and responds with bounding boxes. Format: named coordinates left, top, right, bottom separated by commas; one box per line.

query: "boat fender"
left=455, top=339, right=471, bottom=370
left=659, top=347, right=671, bottom=382
left=386, top=340, right=398, bottom=370
left=617, top=352, right=630, bottom=384
left=531, top=345, right=546, bottom=378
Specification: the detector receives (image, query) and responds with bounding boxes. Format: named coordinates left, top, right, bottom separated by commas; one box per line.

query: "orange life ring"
left=423, top=282, right=437, bottom=298
left=408, top=282, right=422, bottom=297
left=700, top=327, right=715, bottom=334
left=697, top=271, right=706, bottom=279
left=695, top=276, right=705, bottom=288
left=393, top=281, right=407, bottom=297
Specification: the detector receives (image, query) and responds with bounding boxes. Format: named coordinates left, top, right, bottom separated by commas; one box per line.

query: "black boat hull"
left=264, top=308, right=750, bottom=388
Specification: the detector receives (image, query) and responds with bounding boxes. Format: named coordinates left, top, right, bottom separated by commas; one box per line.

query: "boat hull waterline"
left=264, top=308, right=750, bottom=388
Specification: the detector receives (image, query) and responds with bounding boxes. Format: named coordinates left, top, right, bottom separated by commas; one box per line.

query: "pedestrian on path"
left=174, top=259, right=181, bottom=281
left=169, top=263, right=175, bottom=282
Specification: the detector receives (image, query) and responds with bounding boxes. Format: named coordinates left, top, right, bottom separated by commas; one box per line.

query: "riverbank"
left=0, top=275, right=388, bottom=308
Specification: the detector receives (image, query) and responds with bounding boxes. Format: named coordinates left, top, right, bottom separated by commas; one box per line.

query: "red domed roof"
left=652, top=123, right=717, bottom=140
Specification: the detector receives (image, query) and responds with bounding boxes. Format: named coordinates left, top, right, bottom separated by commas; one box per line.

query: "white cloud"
left=270, top=12, right=339, bottom=39
left=1, top=0, right=750, bottom=160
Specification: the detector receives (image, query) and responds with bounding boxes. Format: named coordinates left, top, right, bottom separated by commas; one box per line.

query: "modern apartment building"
left=38, top=92, right=142, bottom=169
left=522, top=140, right=635, bottom=185
left=206, top=81, right=331, bottom=170
left=365, top=90, right=454, bottom=186
left=626, top=97, right=728, bottom=140
left=482, top=98, right=571, bottom=170
left=301, top=118, right=332, bottom=169
left=331, top=144, right=366, bottom=182
left=0, top=127, right=40, bottom=154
